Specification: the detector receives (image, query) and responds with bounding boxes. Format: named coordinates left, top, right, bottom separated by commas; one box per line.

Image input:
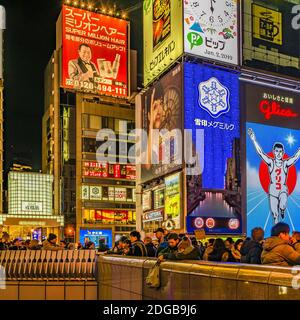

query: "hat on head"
left=48, top=233, right=57, bottom=241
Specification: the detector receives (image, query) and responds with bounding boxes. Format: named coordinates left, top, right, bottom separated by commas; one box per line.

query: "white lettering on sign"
left=21, top=202, right=43, bottom=212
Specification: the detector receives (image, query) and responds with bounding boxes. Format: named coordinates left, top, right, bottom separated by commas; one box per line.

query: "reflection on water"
left=190, top=192, right=238, bottom=218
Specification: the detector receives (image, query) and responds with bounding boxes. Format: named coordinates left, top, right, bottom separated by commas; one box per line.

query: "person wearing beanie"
left=42, top=233, right=62, bottom=251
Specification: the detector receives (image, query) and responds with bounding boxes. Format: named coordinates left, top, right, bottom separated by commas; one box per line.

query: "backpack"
left=145, top=260, right=161, bottom=288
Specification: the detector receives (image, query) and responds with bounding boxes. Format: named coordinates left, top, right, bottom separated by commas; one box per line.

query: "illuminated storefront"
left=0, top=172, right=63, bottom=241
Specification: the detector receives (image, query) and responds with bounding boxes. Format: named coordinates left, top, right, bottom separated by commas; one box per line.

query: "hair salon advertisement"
left=61, top=5, right=128, bottom=98
left=243, top=81, right=300, bottom=237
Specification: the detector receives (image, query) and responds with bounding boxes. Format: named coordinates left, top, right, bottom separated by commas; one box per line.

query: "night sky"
left=0, top=0, right=142, bottom=172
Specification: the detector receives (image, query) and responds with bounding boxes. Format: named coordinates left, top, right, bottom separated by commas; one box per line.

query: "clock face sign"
left=184, top=0, right=238, bottom=65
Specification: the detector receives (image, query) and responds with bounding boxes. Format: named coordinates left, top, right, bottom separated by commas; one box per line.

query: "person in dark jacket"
left=106, top=241, right=124, bottom=255
left=241, top=227, right=264, bottom=264
left=262, top=222, right=300, bottom=266
left=165, top=236, right=201, bottom=260
left=191, top=237, right=205, bottom=259
left=9, top=238, right=26, bottom=250
left=144, top=236, right=157, bottom=257
left=129, top=231, right=147, bottom=257
left=42, top=233, right=62, bottom=251
left=158, top=233, right=180, bottom=261
left=0, top=232, right=10, bottom=250
left=208, top=238, right=235, bottom=262
left=155, top=228, right=169, bottom=257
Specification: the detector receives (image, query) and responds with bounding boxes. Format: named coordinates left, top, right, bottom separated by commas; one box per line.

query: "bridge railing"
left=0, top=250, right=97, bottom=281
left=97, top=255, right=300, bottom=300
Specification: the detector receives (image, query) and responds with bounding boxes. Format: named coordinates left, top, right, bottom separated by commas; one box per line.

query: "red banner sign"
left=62, top=5, right=128, bottom=97
left=83, top=162, right=136, bottom=180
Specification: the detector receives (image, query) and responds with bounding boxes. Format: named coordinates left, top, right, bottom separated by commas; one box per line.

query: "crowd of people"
left=1, top=222, right=300, bottom=266
left=0, top=233, right=95, bottom=251
left=106, top=223, right=300, bottom=267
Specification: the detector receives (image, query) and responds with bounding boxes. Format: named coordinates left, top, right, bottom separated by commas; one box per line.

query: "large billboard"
left=243, top=81, right=300, bottom=237
left=243, top=0, right=300, bottom=78
left=185, top=63, right=242, bottom=234
left=140, top=64, right=183, bottom=183
left=62, top=5, right=128, bottom=97
left=143, top=0, right=183, bottom=86
left=184, top=0, right=238, bottom=65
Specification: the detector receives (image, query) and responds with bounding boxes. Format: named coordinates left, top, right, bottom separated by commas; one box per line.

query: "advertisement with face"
left=143, top=0, right=183, bottom=86
left=140, top=64, right=183, bottom=183
left=185, top=63, right=241, bottom=234
left=243, top=0, right=300, bottom=78
left=184, top=0, right=238, bottom=65
left=62, top=5, right=128, bottom=97
left=243, top=81, right=300, bottom=237
left=164, top=173, right=182, bottom=230
left=79, top=229, right=112, bottom=249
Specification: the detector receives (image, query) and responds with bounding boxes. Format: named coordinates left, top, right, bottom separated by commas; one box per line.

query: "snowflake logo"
left=198, top=77, right=230, bottom=118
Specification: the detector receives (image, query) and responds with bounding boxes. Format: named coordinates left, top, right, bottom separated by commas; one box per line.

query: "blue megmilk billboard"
left=184, top=63, right=242, bottom=234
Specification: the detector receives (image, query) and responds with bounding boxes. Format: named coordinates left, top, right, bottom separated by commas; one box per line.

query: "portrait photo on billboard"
left=62, top=5, right=128, bottom=98
left=140, top=64, right=183, bottom=184
left=184, top=0, right=238, bottom=65
left=184, top=62, right=241, bottom=234
left=143, top=0, right=183, bottom=86
left=243, top=0, right=300, bottom=79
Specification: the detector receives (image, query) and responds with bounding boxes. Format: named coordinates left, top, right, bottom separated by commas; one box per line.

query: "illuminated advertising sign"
left=143, top=0, right=183, bottom=86
left=90, top=186, right=102, bottom=200
left=81, top=185, right=134, bottom=202
left=143, top=210, right=164, bottom=222
left=185, top=63, right=241, bottom=234
left=62, top=5, right=128, bottom=97
left=21, top=202, right=43, bottom=212
left=154, top=189, right=165, bottom=209
left=243, top=0, right=300, bottom=78
left=140, top=64, right=183, bottom=183
left=81, top=185, right=89, bottom=200
left=164, top=173, right=181, bottom=230
left=83, top=162, right=136, bottom=180
left=79, top=229, right=112, bottom=249
left=142, top=191, right=152, bottom=211
left=184, top=0, right=238, bottom=65
left=114, top=188, right=127, bottom=202
left=243, top=81, right=300, bottom=237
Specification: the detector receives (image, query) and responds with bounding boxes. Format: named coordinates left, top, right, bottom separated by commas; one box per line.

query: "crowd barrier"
left=0, top=250, right=97, bottom=280
left=97, top=255, right=300, bottom=300
left=0, top=250, right=98, bottom=300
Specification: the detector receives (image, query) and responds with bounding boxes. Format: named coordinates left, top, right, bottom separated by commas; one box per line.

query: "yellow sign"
left=252, top=3, right=282, bottom=45
left=164, top=172, right=181, bottom=229
left=143, top=0, right=183, bottom=86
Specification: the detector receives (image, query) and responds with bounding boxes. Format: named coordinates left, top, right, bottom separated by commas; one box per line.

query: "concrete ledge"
left=98, top=256, right=300, bottom=300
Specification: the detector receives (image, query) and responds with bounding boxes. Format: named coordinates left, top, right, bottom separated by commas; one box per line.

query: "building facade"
left=1, top=171, right=63, bottom=241
left=42, top=4, right=137, bottom=246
